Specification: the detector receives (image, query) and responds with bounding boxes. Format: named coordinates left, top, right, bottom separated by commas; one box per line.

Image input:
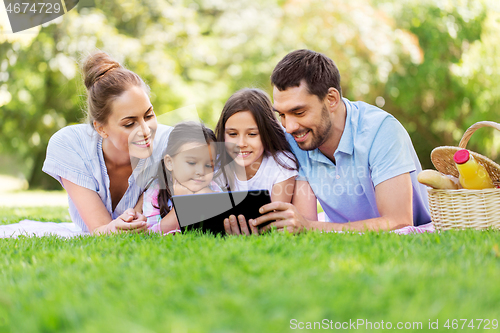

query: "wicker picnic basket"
left=428, top=121, right=500, bottom=231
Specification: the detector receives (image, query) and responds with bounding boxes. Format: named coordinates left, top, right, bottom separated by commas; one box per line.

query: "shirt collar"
left=307, top=148, right=332, bottom=165
left=336, top=97, right=354, bottom=156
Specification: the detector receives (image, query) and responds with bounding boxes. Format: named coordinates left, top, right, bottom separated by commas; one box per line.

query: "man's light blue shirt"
left=287, top=98, right=431, bottom=226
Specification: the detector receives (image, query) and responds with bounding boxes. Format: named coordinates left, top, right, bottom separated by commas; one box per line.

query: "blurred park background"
left=1, top=0, right=500, bottom=191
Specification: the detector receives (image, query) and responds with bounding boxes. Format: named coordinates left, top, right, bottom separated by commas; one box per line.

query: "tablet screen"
left=171, top=190, right=271, bottom=235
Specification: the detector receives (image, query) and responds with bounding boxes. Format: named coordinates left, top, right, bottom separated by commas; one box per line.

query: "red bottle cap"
left=454, top=149, right=470, bottom=164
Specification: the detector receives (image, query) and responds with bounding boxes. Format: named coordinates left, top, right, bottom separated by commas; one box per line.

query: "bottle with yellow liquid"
left=453, top=149, right=494, bottom=189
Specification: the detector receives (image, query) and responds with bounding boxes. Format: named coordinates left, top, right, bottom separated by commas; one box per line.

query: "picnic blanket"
left=0, top=220, right=88, bottom=238
left=317, top=212, right=435, bottom=235
left=0, top=219, right=435, bottom=238
left=392, top=222, right=435, bottom=235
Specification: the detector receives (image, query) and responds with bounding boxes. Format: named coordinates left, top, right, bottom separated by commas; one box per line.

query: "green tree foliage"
left=1, top=24, right=82, bottom=189
left=453, top=8, right=500, bottom=160
left=376, top=0, right=489, bottom=168
left=0, top=0, right=498, bottom=188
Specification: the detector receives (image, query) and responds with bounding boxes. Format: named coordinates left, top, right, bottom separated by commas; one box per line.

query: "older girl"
left=215, top=88, right=299, bottom=234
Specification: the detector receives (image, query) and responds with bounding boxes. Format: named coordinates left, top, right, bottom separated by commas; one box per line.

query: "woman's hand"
left=62, top=178, right=148, bottom=234
left=93, top=208, right=148, bottom=235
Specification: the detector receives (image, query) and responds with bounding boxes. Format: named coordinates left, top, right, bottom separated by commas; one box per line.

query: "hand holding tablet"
left=171, top=190, right=271, bottom=235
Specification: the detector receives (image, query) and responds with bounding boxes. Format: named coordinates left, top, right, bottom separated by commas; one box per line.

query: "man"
left=225, top=49, right=431, bottom=234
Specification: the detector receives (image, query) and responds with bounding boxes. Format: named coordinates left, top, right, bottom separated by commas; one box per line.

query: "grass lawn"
left=1, top=206, right=500, bottom=333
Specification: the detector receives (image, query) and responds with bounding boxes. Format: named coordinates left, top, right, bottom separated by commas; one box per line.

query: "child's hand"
left=224, top=214, right=259, bottom=236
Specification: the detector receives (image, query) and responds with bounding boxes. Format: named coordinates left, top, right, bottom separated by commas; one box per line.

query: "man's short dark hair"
left=271, top=49, right=342, bottom=100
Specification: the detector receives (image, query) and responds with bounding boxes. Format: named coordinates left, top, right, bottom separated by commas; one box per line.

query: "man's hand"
left=251, top=202, right=310, bottom=234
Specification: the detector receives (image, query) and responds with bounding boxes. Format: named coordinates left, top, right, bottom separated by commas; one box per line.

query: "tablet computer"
left=171, top=190, right=271, bottom=235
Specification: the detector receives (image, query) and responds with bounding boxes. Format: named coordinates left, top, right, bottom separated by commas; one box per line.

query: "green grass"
left=1, top=207, right=500, bottom=332
left=0, top=206, right=70, bottom=225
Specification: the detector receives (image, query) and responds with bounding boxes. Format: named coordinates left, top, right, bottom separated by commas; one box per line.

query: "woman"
left=42, top=51, right=171, bottom=234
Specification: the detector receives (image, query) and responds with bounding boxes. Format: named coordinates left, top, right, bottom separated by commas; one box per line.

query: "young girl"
left=215, top=88, right=298, bottom=203
left=137, top=121, right=220, bottom=234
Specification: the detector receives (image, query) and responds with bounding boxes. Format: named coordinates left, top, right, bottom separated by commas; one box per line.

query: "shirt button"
left=336, top=175, right=340, bottom=179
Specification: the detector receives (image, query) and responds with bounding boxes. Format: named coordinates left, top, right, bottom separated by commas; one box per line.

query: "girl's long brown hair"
left=214, top=88, right=297, bottom=190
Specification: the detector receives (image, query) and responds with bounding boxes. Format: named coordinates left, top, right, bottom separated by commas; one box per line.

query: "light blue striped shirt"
left=42, top=124, right=172, bottom=232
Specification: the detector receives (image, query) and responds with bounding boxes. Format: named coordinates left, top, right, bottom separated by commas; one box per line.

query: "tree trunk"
left=28, top=147, right=61, bottom=190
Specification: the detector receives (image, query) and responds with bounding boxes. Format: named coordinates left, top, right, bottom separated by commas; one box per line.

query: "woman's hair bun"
left=81, top=50, right=148, bottom=127
left=82, top=51, right=122, bottom=90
